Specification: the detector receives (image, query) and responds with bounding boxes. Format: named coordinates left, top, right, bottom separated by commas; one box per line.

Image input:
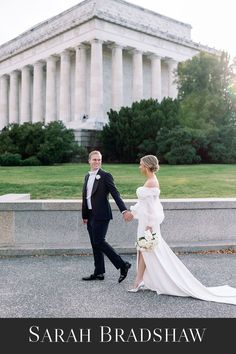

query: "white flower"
left=139, top=239, right=146, bottom=247
left=95, top=174, right=101, bottom=180
left=135, top=231, right=158, bottom=252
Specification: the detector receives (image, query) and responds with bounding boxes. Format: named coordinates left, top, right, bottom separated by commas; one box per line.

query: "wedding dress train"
left=130, top=186, right=236, bottom=305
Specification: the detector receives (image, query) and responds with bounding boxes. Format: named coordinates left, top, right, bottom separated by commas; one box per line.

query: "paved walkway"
left=0, top=253, right=235, bottom=318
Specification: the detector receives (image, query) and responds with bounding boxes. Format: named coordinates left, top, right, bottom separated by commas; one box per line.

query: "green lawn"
left=0, top=163, right=235, bottom=199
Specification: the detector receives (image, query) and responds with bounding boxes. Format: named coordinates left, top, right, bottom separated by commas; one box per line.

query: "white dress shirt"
left=86, top=169, right=99, bottom=209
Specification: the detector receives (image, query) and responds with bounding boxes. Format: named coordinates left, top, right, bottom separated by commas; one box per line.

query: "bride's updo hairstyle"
left=141, top=155, right=160, bottom=173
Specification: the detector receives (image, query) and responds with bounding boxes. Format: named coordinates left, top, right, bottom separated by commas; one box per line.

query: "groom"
left=82, top=150, right=132, bottom=283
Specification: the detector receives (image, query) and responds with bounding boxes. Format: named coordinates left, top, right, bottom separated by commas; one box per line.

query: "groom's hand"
left=123, top=211, right=133, bottom=222
left=83, top=219, right=88, bottom=224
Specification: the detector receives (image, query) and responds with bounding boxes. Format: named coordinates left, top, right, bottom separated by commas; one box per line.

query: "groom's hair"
left=88, top=150, right=102, bottom=160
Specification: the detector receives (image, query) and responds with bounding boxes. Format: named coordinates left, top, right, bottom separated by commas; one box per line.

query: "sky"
left=0, top=0, right=235, bottom=59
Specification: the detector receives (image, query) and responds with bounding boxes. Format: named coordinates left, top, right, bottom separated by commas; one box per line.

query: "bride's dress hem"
left=131, top=186, right=236, bottom=306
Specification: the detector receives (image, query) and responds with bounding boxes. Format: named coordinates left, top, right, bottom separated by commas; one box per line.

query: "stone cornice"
left=0, top=0, right=95, bottom=62
left=0, top=0, right=220, bottom=62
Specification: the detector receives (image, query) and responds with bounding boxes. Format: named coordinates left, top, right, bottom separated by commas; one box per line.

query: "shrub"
left=0, top=152, right=22, bottom=166
left=206, top=126, right=236, bottom=163
left=37, top=121, right=79, bottom=165
left=165, top=146, right=201, bottom=164
left=0, top=121, right=80, bottom=166
left=70, top=145, right=88, bottom=163
left=21, top=156, right=42, bottom=166
left=156, top=127, right=203, bottom=164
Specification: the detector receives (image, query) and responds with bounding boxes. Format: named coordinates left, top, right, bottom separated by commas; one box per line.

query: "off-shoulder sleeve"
left=131, top=187, right=164, bottom=226
left=130, top=202, right=140, bottom=219
left=145, top=197, right=165, bottom=227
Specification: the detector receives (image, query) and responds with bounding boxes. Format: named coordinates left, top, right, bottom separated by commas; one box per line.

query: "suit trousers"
left=87, top=211, right=126, bottom=275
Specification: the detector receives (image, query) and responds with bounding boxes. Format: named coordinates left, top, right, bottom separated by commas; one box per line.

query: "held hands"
left=123, top=211, right=134, bottom=222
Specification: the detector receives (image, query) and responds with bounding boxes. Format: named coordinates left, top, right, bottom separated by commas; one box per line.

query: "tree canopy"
left=177, top=51, right=236, bottom=129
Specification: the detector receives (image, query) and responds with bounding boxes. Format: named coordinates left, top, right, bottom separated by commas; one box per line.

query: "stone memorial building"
left=0, top=0, right=218, bottom=144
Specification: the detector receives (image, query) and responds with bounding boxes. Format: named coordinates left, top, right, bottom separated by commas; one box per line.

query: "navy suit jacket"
left=82, top=169, right=127, bottom=220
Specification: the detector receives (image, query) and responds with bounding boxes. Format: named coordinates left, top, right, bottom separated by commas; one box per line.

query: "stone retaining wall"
left=0, top=194, right=235, bottom=255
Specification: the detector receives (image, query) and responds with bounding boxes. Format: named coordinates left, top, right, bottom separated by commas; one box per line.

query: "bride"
left=128, top=155, right=236, bottom=305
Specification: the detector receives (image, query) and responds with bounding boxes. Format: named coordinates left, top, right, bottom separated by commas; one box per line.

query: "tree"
left=100, top=98, right=180, bottom=162
left=100, top=52, right=236, bottom=164
left=177, top=51, right=236, bottom=129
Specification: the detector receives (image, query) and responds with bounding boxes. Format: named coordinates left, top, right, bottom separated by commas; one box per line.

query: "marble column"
left=150, top=55, right=162, bottom=102
left=32, top=61, right=44, bottom=123
left=74, top=44, right=87, bottom=121
left=0, top=75, right=9, bottom=129
left=9, top=70, right=20, bottom=124
left=89, top=39, right=103, bottom=126
left=59, top=49, right=71, bottom=122
left=45, top=56, right=57, bottom=123
left=167, top=59, right=178, bottom=98
left=111, top=44, right=123, bottom=111
left=132, top=49, right=143, bottom=102
left=20, top=65, right=31, bottom=123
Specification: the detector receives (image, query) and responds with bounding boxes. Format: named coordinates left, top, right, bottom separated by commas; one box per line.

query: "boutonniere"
left=95, top=174, right=101, bottom=180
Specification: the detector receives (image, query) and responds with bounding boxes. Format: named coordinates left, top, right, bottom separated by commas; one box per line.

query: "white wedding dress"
left=130, top=186, right=236, bottom=305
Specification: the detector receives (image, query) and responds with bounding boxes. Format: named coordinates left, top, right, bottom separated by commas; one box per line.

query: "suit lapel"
left=83, top=174, right=89, bottom=198
left=91, top=169, right=101, bottom=196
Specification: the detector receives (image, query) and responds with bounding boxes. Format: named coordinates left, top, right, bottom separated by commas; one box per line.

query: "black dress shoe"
left=82, top=274, right=104, bottom=281
left=118, top=262, right=131, bottom=283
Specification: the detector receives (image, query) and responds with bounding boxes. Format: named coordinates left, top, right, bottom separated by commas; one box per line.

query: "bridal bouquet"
left=135, top=230, right=158, bottom=251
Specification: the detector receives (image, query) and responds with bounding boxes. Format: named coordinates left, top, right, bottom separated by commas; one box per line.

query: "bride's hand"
left=145, top=226, right=153, bottom=232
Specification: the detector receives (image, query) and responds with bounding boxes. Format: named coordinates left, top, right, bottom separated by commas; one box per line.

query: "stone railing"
left=0, top=194, right=235, bottom=255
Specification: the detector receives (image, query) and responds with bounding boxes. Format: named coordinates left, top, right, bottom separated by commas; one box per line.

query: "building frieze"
left=0, top=0, right=219, bottom=63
